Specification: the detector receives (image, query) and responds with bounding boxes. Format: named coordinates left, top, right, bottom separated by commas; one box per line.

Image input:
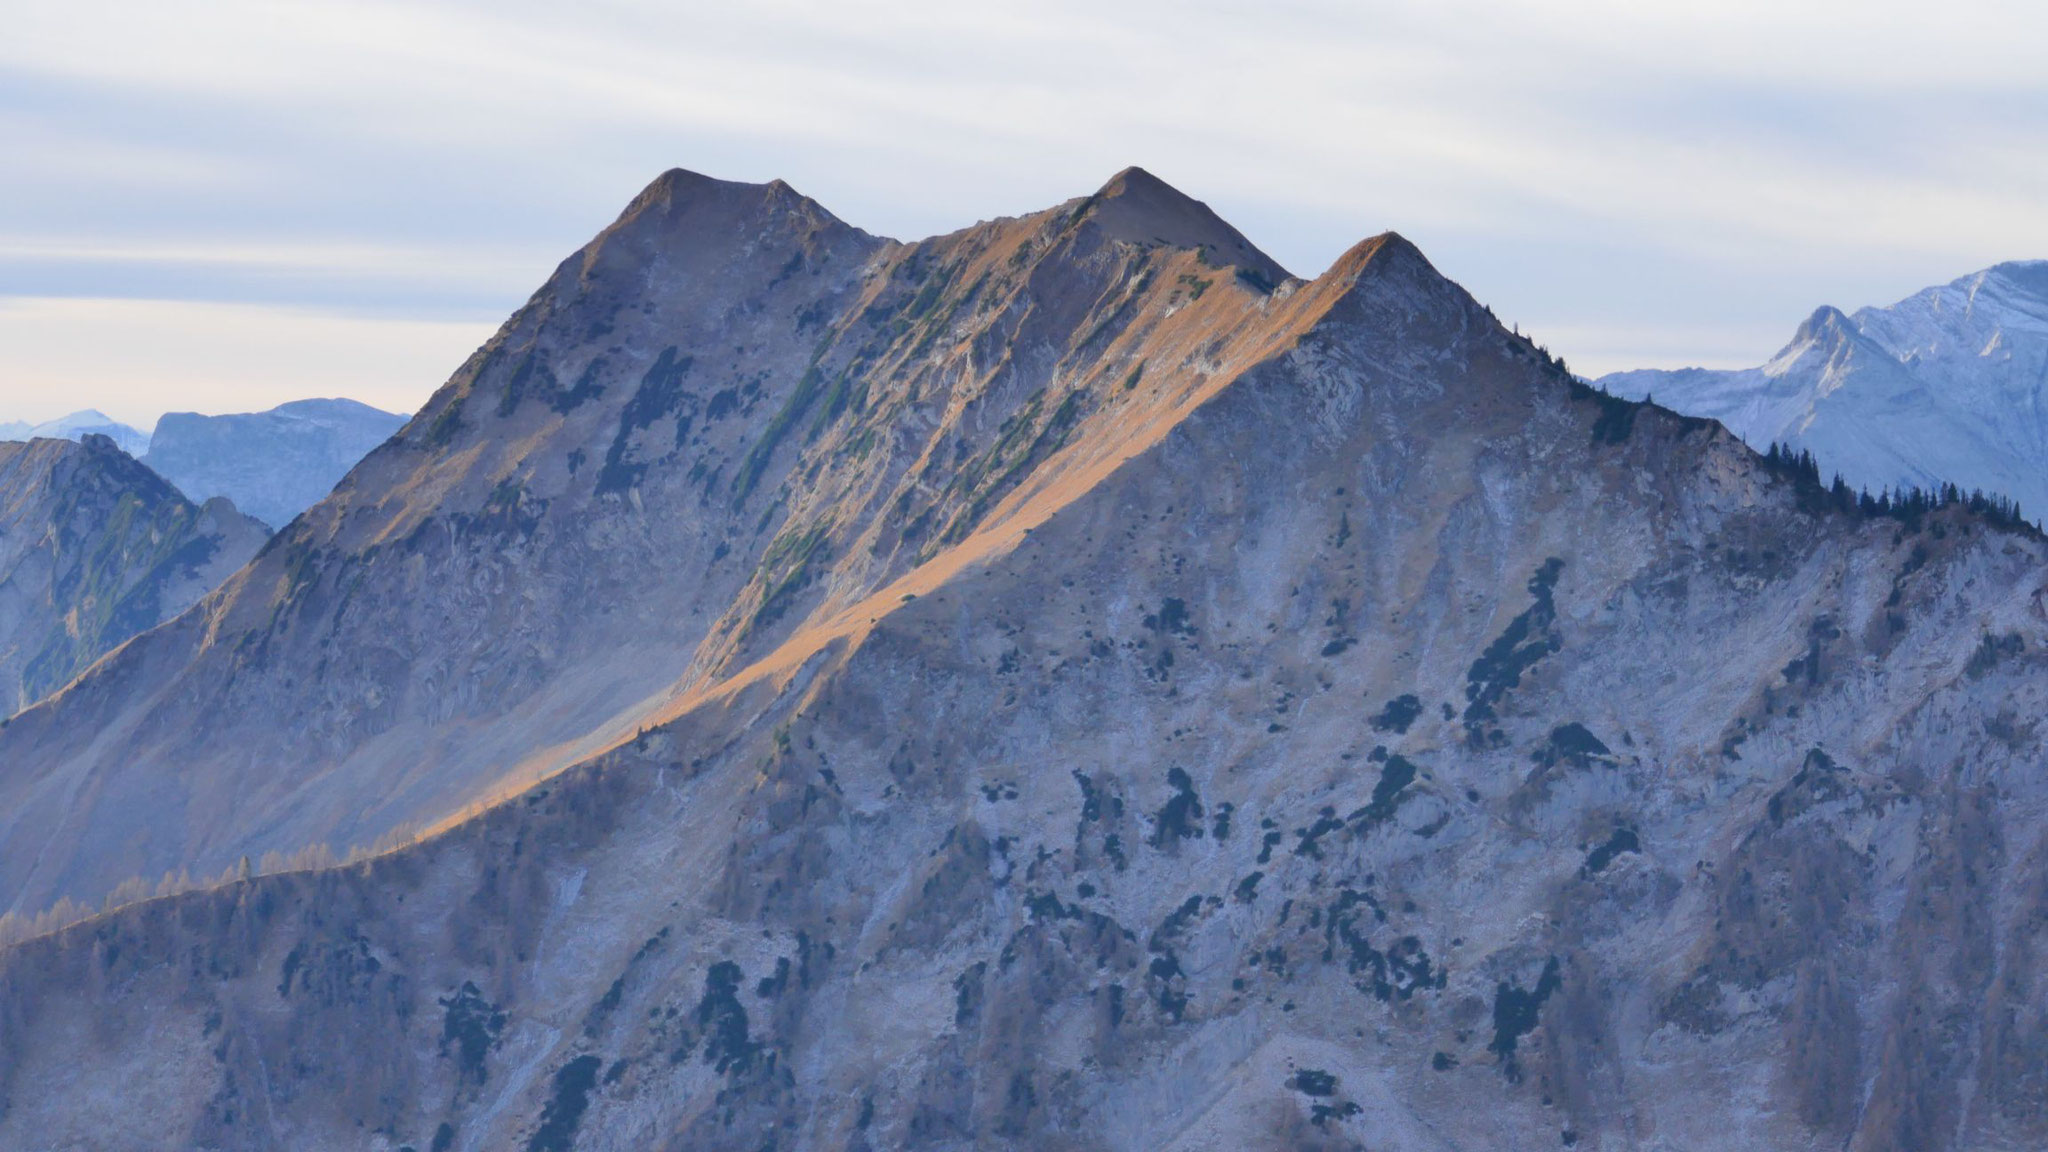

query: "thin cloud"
left=0, top=296, right=491, bottom=427
left=1, top=0, right=2044, bottom=413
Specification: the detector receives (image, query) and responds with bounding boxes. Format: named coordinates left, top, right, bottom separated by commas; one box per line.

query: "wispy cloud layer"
left=0, top=298, right=491, bottom=428
left=3, top=0, right=2044, bottom=422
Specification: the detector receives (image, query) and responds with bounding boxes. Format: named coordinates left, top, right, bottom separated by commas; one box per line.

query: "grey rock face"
left=0, top=165, right=1318, bottom=920
left=0, top=434, right=267, bottom=716
left=144, top=398, right=408, bottom=529
left=1599, top=261, right=2048, bottom=520
left=0, top=171, right=2046, bottom=1152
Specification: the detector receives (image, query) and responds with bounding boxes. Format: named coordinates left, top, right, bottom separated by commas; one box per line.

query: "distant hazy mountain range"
left=142, top=398, right=408, bottom=528
left=0, top=434, right=267, bottom=717
left=1599, top=260, right=2048, bottom=520
left=0, top=409, right=149, bottom=456
left=1, top=399, right=407, bottom=529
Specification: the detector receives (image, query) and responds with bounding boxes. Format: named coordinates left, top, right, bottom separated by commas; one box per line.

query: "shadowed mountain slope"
left=0, top=435, right=267, bottom=717
left=3, top=171, right=2047, bottom=1151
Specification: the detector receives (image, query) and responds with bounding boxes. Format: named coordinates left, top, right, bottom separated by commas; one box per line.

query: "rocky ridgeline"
left=0, top=433, right=267, bottom=717
left=0, top=170, right=2045, bottom=1151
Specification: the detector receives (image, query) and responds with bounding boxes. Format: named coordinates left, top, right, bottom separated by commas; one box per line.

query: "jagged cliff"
left=1, top=171, right=2046, bottom=1151
left=0, top=434, right=267, bottom=717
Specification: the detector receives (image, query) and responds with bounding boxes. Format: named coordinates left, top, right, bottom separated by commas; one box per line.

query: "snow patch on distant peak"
left=0, top=410, right=150, bottom=457
left=1597, top=259, right=2048, bottom=525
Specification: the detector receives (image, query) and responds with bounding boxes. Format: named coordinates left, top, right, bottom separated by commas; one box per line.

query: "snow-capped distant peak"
left=1598, top=260, right=2048, bottom=524
left=0, top=409, right=151, bottom=457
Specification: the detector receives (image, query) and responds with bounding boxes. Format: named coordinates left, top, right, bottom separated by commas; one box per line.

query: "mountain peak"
left=1306, top=231, right=1467, bottom=318
left=1600, top=259, right=2048, bottom=524
left=1792, top=304, right=1854, bottom=344
left=15, top=167, right=2048, bottom=1152
left=1071, top=166, right=1291, bottom=286
left=1324, top=230, right=1431, bottom=279
left=596, top=168, right=864, bottom=259
left=4, top=410, right=151, bottom=456
left=630, top=166, right=741, bottom=208
left=1095, top=165, right=1174, bottom=200
left=269, top=397, right=398, bottom=421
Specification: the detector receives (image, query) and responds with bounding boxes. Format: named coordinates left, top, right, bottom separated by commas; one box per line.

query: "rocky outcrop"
left=0, top=434, right=268, bottom=717
left=144, top=398, right=408, bottom=529
left=1, top=170, right=2045, bottom=1151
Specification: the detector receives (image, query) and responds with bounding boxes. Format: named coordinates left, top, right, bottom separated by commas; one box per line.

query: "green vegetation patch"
left=520, top=1057, right=598, bottom=1147
left=698, top=960, right=759, bottom=1074
left=748, top=523, right=832, bottom=633
left=1323, top=887, right=1444, bottom=1002
left=425, top=394, right=467, bottom=446
left=1371, top=693, right=1423, bottom=734
left=732, top=340, right=834, bottom=505
left=525, top=1055, right=603, bottom=1152
left=1287, top=1068, right=1338, bottom=1096
left=1966, top=631, right=2025, bottom=679
left=1582, top=826, right=1640, bottom=875
left=1462, top=559, right=1565, bottom=742
left=1149, top=767, right=1206, bottom=847
left=1533, top=723, right=1612, bottom=770
left=1349, top=754, right=1418, bottom=830
left=1489, top=956, right=1562, bottom=1081
left=1570, top=380, right=1640, bottom=446
left=596, top=346, right=696, bottom=494
left=438, top=982, right=506, bottom=1084
left=1765, top=748, right=1848, bottom=826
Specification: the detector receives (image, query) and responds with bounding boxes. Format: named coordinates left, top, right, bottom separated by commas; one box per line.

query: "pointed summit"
left=619, top=168, right=814, bottom=222
left=1320, top=230, right=1439, bottom=285
left=1073, top=166, right=1291, bottom=287
left=586, top=168, right=871, bottom=275
left=1796, top=304, right=1852, bottom=336
left=1294, top=229, right=1484, bottom=340
left=1762, top=306, right=1870, bottom=381
left=1783, top=305, right=1858, bottom=355
left=13, top=410, right=150, bottom=456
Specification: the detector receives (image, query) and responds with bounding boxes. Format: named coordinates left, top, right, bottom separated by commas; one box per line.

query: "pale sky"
left=4, top=0, right=2046, bottom=430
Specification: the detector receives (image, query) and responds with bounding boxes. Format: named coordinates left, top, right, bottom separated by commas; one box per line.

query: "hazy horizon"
left=6, top=0, right=2047, bottom=427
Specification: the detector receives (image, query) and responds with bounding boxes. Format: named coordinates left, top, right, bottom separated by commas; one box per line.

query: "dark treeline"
left=1532, top=341, right=2034, bottom=537
left=1759, top=442, right=2032, bottom=532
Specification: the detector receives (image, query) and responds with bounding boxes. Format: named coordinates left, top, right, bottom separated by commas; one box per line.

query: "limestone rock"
left=1, top=171, right=2045, bottom=1152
